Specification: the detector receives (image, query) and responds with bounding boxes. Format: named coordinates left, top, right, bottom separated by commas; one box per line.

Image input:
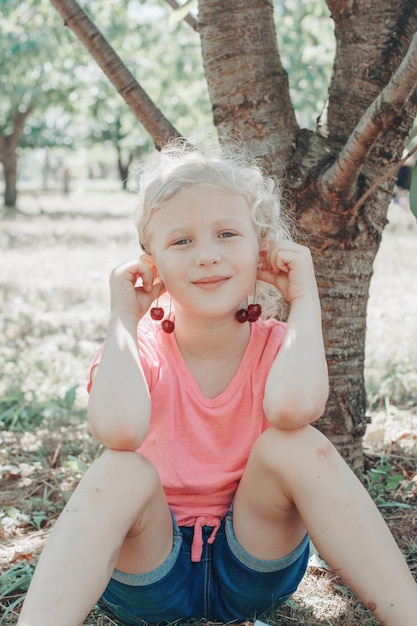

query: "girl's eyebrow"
left=164, top=219, right=247, bottom=238
left=162, top=227, right=192, bottom=240
left=213, top=218, right=247, bottom=228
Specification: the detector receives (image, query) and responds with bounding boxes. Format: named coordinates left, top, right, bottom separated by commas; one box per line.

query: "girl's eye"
left=172, top=238, right=191, bottom=246
left=219, top=231, right=235, bottom=238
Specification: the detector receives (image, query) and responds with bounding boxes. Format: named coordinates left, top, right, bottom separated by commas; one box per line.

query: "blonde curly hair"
left=134, top=139, right=291, bottom=319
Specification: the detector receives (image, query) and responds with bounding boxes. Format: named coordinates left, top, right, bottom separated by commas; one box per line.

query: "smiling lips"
left=192, top=275, right=230, bottom=289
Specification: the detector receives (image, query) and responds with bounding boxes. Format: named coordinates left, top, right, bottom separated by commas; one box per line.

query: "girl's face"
left=144, top=186, right=261, bottom=322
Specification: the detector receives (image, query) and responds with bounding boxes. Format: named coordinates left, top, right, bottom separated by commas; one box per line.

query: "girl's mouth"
left=192, top=276, right=230, bottom=289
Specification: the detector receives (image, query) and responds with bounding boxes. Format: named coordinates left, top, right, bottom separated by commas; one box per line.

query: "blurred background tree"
left=0, top=0, right=212, bottom=206
left=0, top=0, right=85, bottom=206
left=1, top=0, right=336, bottom=207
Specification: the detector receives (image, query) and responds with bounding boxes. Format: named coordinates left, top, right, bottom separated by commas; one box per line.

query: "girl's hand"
left=257, top=240, right=318, bottom=303
left=109, top=259, right=164, bottom=319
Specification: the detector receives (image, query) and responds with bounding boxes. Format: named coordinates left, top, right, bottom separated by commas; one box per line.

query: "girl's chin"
left=176, top=308, right=246, bottom=324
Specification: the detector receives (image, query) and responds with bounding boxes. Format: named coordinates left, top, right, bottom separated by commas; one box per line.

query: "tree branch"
left=321, top=31, right=417, bottom=204
left=350, top=143, right=417, bottom=212
left=49, top=0, right=182, bottom=149
left=162, top=0, right=199, bottom=31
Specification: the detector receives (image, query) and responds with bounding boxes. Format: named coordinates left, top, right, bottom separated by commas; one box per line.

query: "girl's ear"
left=140, top=252, right=160, bottom=279
left=257, top=237, right=271, bottom=267
left=259, top=236, right=272, bottom=252
left=257, top=249, right=267, bottom=269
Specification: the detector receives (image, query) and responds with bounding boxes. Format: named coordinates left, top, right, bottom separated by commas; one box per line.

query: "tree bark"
left=325, top=0, right=417, bottom=146
left=198, top=0, right=298, bottom=174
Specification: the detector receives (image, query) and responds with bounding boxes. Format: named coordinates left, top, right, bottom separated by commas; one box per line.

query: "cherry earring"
left=247, top=302, right=262, bottom=322
left=235, top=285, right=262, bottom=324
left=235, top=301, right=249, bottom=323
left=150, top=301, right=164, bottom=321
left=150, top=299, right=175, bottom=333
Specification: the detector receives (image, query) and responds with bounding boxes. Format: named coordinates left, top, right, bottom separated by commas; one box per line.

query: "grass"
left=0, top=182, right=416, bottom=624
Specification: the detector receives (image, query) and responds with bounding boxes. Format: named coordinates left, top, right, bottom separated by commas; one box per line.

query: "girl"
left=17, top=142, right=417, bottom=626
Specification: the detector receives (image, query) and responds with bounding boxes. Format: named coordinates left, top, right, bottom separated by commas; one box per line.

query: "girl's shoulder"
left=255, top=317, right=287, bottom=341
left=137, top=314, right=165, bottom=354
left=136, top=314, right=178, bottom=363
left=248, top=318, right=287, bottom=365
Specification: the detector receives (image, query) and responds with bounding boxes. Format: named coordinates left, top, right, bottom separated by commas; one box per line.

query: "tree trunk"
left=292, top=140, right=392, bottom=473
left=0, top=105, right=34, bottom=208
left=2, top=151, right=18, bottom=208
left=198, top=0, right=298, bottom=173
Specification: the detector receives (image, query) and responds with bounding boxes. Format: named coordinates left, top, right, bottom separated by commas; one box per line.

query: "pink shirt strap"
left=191, top=517, right=221, bottom=562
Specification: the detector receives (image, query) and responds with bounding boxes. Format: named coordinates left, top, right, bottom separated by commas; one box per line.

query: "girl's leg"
left=17, top=449, right=172, bottom=626
left=233, top=426, right=417, bottom=626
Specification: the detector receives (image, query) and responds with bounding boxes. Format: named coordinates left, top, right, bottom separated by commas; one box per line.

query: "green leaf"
left=0, top=594, right=26, bottom=623
left=169, top=0, right=196, bottom=25
left=29, top=511, right=48, bottom=530
left=64, top=385, right=78, bottom=410
left=385, top=473, right=405, bottom=491
left=0, top=560, right=34, bottom=623
left=0, top=562, right=34, bottom=600
left=64, top=455, right=88, bottom=475
left=378, top=501, right=411, bottom=509
left=409, top=159, right=417, bottom=219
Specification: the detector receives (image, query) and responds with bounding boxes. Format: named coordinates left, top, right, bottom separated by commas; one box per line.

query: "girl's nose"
left=195, top=241, right=221, bottom=265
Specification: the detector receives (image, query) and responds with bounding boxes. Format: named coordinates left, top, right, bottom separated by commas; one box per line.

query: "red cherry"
left=161, top=319, right=175, bottom=333
left=150, top=307, right=164, bottom=320
left=247, top=303, right=262, bottom=322
left=235, top=308, right=249, bottom=323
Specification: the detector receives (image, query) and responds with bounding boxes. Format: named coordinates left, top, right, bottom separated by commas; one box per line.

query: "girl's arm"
left=87, top=259, right=163, bottom=450
left=258, top=241, right=329, bottom=429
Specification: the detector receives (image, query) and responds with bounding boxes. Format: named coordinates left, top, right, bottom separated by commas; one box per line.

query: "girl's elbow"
left=102, top=435, right=145, bottom=451
left=264, top=395, right=327, bottom=430
left=87, top=410, right=149, bottom=450
left=89, top=423, right=148, bottom=450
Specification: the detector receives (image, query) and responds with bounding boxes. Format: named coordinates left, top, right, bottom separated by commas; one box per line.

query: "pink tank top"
left=89, top=317, right=286, bottom=561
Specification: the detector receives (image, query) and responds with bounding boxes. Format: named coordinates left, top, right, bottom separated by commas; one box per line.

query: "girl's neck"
left=172, top=311, right=251, bottom=361
left=172, top=312, right=251, bottom=398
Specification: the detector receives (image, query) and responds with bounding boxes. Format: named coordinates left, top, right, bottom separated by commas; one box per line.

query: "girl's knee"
left=91, top=449, right=162, bottom=499
left=253, top=426, right=339, bottom=472
left=99, top=448, right=155, bottom=473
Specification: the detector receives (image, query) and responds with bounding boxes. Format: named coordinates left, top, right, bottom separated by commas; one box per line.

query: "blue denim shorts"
left=98, top=509, right=309, bottom=625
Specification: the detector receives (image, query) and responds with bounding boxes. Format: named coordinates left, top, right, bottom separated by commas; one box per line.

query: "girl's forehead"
left=158, top=185, right=250, bottom=210
left=165, top=184, right=241, bottom=199
left=155, top=189, right=250, bottom=223
left=145, top=188, right=256, bottom=237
